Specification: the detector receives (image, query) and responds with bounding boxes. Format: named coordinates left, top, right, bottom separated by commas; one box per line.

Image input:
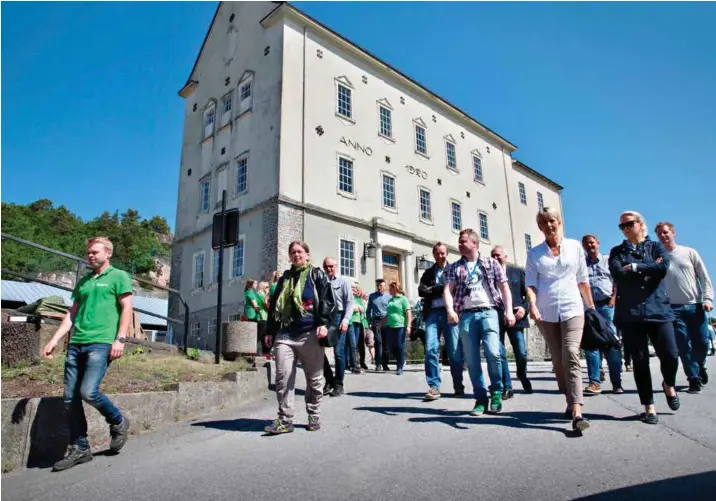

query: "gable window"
left=415, top=124, right=427, bottom=155
left=193, top=252, right=205, bottom=289
left=200, top=179, right=210, bottom=212
left=236, top=155, right=248, bottom=194
left=220, top=92, right=232, bottom=126
left=525, top=234, right=533, bottom=253
left=518, top=182, right=527, bottom=205
left=203, top=103, right=216, bottom=139
left=473, top=154, right=483, bottom=182
left=211, top=248, right=220, bottom=284
left=339, top=239, right=356, bottom=278
left=379, top=106, right=392, bottom=138
left=537, top=191, right=544, bottom=210
left=338, top=156, right=354, bottom=194
left=419, top=188, right=432, bottom=222
left=446, top=141, right=457, bottom=170
left=231, top=237, right=245, bottom=278
left=238, top=74, right=253, bottom=115
left=479, top=212, right=489, bottom=241
left=451, top=201, right=462, bottom=232
left=382, top=173, right=396, bottom=209
left=337, top=84, right=352, bottom=119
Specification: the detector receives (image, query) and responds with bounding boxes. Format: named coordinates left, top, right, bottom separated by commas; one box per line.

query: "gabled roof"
left=512, top=159, right=563, bottom=191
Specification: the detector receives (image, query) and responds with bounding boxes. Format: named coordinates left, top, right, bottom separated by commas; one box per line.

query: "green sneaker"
left=490, top=392, right=503, bottom=414
left=264, top=419, right=294, bottom=435
left=470, top=400, right=488, bottom=416
left=307, top=415, right=321, bottom=432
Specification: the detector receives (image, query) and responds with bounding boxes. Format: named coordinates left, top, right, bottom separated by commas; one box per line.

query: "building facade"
left=169, top=1, right=563, bottom=348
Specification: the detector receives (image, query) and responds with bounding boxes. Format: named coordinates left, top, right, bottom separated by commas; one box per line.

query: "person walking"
left=367, top=279, right=392, bottom=371
left=348, top=283, right=367, bottom=374
left=321, top=257, right=354, bottom=396
left=42, top=237, right=133, bottom=471
left=263, top=241, right=336, bottom=435
left=526, top=208, right=595, bottom=433
left=383, top=281, right=412, bottom=375
left=609, top=212, right=680, bottom=424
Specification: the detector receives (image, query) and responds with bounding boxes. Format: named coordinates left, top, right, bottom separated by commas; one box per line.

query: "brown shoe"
left=599, top=370, right=606, bottom=382
left=424, top=388, right=441, bottom=401
left=584, top=382, right=602, bottom=395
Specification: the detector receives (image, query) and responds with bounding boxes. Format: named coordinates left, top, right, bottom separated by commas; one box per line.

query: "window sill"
left=236, top=109, right=252, bottom=120
left=419, top=218, right=434, bottom=226
left=446, top=167, right=460, bottom=174
left=474, top=179, right=485, bottom=186
left=381, top=205, right=398, bottom=214
left=378, top=133, right=395, bottom=143
left=337, top=190, right=357, bottom=200
left=335, top=113, right=356, bottom=125
left=218, top=122, right=232, bottom=134
left=234, top=189, right=248, bottom=199
left=200, top=135, right=214, bottom=145
left=415, top=151, right=430, bottom=160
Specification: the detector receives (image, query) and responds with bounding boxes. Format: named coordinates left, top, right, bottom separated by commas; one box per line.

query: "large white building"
left=169, top=1, right=563, bottom=347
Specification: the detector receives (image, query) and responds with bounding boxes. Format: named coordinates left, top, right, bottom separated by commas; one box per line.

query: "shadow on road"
left=348, top=391, right=426, bottom=400
left=572, top=470, right=716, bottom=500
left=190, top=418, right=268, bottom=432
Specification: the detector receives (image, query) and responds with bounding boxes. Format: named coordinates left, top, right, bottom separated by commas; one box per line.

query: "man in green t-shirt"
left=42, top=237, right=134, bottom=472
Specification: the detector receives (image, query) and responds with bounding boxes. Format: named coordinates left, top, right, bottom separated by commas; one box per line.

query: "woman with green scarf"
left=263, top=240, right=336, bottom=435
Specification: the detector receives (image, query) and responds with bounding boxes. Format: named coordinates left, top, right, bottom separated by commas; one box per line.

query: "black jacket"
left=418, top=263, right=449, bottom=316
left=608, top=237, right=673, bottom=325
left=503, top=265, right=530, bottom=330
left=581, top=308, right=621, bottom=353
left=266, top=266, right=336, bottom=339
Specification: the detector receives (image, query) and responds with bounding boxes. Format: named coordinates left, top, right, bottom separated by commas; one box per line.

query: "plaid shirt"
left=445, top=254, right=507, bottom=314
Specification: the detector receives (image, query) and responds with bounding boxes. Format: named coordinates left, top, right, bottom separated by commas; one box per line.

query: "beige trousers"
left=274, top=329, right=325, bottom=424
left=538, top=316, right=585, bottom=406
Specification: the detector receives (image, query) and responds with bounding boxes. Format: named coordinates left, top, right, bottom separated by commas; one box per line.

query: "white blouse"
left=525, top=238, right=589, bottom=323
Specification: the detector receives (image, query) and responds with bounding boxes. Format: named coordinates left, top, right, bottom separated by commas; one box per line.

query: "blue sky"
left=2, top=1, right=715, bottom=270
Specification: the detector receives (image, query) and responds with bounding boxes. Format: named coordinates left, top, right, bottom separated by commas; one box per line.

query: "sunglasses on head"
left=618, top=220, right=637, bottom=231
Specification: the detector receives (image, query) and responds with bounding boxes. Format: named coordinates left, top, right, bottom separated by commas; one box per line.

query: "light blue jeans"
left=672, top=303, right=711, bottom=380
left=585, top=304, right=622, bottom=387
left=424, top=309, right=464, bottom=391
left=459, top=308, right=502, bottom=401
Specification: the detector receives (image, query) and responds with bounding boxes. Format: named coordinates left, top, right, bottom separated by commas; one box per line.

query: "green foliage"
left=1, top=199, right=172, bottom=277
left=186, top=348, right=201, bottom=360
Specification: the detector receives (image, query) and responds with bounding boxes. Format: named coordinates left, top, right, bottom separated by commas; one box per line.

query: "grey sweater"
left=663, top=245, right=713, bottom=305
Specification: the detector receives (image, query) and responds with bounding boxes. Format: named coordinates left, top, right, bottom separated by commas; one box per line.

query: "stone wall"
left=276, top=203, right=304, bottom=272
left=260, top=202, right=279, bottom=279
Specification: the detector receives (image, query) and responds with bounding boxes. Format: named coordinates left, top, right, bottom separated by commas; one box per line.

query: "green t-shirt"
left=269, top=283, right=277, bottom=297
left=70, top=266, right=133, bottom=345
left=351, top=296, right=366, bottom=324
left=244, top=289, right=259, bottom=320
left=386, top=295, right=410, bottom=328
left=257, top=293, right=268, bottom=321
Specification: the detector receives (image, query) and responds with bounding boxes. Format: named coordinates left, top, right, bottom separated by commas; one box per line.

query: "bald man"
left=322, top=257, right=354, bottom=397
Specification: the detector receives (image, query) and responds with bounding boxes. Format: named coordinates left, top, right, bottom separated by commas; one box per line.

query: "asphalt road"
left=3, top=361, right=716, bottom=501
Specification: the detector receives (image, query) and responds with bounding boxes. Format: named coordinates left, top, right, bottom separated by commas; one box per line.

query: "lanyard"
left=462, top=258, right=482, bottom=284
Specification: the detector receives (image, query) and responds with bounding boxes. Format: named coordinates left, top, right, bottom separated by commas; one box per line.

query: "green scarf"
left=273, top=262, right=312, bottom=326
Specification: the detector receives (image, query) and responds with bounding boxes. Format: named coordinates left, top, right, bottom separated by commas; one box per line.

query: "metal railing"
left=1, top=232, right=190, bottom=352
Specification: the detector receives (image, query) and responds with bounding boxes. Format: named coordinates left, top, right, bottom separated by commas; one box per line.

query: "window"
left=419, top=188, right=432, bottom=221
left=473, top=154, right=483, bottom=182
left=238, top=77, right=253, bottom=114
left=200, top=179, right=210, bottom=212
left=231, top=238, right=244, bottom=278
left=383, top=254, right=399, bottom=266
left=337, top=84, right=352, bottom=119
left=203, top=104, right=215, bottom=139
left=379, top=106, right=392, bottom=138
left=228, top=313, right=241, bottom=322
left=338, top=156, right=354, bottom=194
left=216, top=166, right=228, bottom=204
left=339, top=239, right=356, bottom=277
left=382, top=173, right=396, bottom=209
left=415, top=125, right=427, bottom=155
left=193, top=252, right=205, bottom=289
left=519, top=182, right=527, bottom=205
left=451, top=201, right=462, bottom=232
left=525, top=234, right=533, bottom=253
left=479, top=212, right=489, bottom=241
left=211, top=249, right=220, bottom=284
left=208, top=319, right=217, bottom=338
left=236, top=155, right=248, bottom=194
left=220, top=92, right=232, bottom=126
left=537, top=191, right=544, bottom=210
left=191, top=322, right=200, bottom=339
left=446, top=141, right=457, bottom=170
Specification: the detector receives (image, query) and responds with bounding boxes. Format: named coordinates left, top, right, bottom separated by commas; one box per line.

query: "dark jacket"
left=266, top=266, right=336, bottom=340
left=581, top=308, right=621, bottom=353
left=608, top=237, right=674, bottom=325
left=504, top=265, right=530, bottom=330
left=418, top=263, right=448, bottom=317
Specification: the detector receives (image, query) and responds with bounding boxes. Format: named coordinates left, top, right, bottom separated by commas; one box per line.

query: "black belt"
left=463, top=306, right=494, bottom=313
left=595, top=298, right=611, bottom=306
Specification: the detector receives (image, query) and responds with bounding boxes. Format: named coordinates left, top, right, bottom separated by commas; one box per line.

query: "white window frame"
left=191, top=322, right=200, bottom=339
left=472, top=151, right=484, bottom=183
left=192, top=251, right=205, bottom=290
left=380, top=171, right=397, bottom=211
left=228, top=313, right=241, bottom=322
left=238, top=72, right=254, bottom=116
left=203, top=101, right=216, bottom=139
left=418, top=186, right=433, bottom=223
left=208, top=318, right=217, bottom=338
left=537, top=191, right=544, bottom=210
left=525, top=234, right=533, bottom=253
left=378, top=103, right=393, bottom=140
left=478, top=212, right=490, bottom=242
left=235, top=153, right=249, bottom=196
left=335, top=78, right=354, bottom=121
left=199, top=177, right=211, bottom=212
left=445, top=138, right=457, bottom=171
left=231, top=235, right=246, bottom=279
left=414, top=119, right=428, bottom=156
left=518, top=182, right=527, bottom=205
left=337, top=153, right=356, bottom=198
left=450, top=200, right=462, bottom=232
left=220, top=91, right=233, bottom=127
left=338, top=238, right=357, bottom=279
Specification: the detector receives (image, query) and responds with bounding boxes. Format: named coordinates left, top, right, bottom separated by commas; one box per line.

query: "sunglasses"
left=618, top=220, right=638, bottom=231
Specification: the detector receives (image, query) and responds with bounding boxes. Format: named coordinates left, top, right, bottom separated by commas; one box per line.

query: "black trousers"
left=621, top=321, right=679, bottom=406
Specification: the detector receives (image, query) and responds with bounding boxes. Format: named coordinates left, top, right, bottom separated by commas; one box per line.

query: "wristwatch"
left=117, top=336, right=127, bottom=343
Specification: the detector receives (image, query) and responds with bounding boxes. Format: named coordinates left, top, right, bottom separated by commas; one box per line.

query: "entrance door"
left=382, top=252, right=402, bottom=286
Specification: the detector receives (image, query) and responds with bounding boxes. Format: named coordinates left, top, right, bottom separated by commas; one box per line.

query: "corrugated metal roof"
left=1, top=280, right=167, bottom=327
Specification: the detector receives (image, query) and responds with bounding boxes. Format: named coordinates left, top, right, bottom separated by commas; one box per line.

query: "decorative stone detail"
left=222, top=321, right=258, bottom=360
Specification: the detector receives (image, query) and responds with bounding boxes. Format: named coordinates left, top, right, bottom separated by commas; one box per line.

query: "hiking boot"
left=699, top=366, right=708, bottom=386
left=424, top=388, right=441, bottom=401
left=307, top=415, right=321, bottom=432
left=503, top=390, right=515, bottom=400
left=264, top=419, right=294, bottom=435
left=52, top=445, right=93, bottom=472
left=470, top=400, right=488, bottom=416
left=331, top=385, right=345, bottom=397
left=584, top=383, right=602, bottom=395
left=109, top=417, right=130, bottom=453
left=489, top=392, right=503, bottom=414
left=687, top=378, right=702, bottom=394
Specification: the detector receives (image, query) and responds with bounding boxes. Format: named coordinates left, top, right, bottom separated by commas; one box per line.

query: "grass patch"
left=1, top=350, right=253, bottom=399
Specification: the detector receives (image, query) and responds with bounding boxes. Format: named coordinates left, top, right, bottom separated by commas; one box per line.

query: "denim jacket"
left=608, top=237, right=674, bottom=325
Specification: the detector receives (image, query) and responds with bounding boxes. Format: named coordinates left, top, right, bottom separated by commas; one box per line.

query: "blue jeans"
left=348, top=323, right=361, bottom=369
left=585, top=304, right=622, bottom=387
left=384, top=326, right=406, bottom=372
left=459, top=308, right=502, bottom=401
left=499, top=328, right=528, bottom=391
left=672, top=303, right=710, bottom=380
left=424, top=309, right=464, bottom=391
left=64, top=343, right=123, bottom=450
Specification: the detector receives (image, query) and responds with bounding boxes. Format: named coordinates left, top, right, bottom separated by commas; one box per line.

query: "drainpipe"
left=500, top=147, right=518, bottom=265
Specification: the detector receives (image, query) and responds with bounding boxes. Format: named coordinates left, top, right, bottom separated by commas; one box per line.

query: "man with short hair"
left=42, top=237, right=133, bottom=472
left=655, top=222, right=713, bottom=393
left=367, top=279, right=392, bottom=371
left=444, top=229, right=515, bottom=415
left=490, top=246, right=533, bottom=397
left=582, top=234, right=624, bottom=395
left=321, top=257, right=354, bottom=397
left=418, top=242, right=465, bottom=400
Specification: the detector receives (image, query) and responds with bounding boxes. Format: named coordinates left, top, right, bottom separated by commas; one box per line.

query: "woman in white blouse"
left=526, top=207, right=596, bottom=433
